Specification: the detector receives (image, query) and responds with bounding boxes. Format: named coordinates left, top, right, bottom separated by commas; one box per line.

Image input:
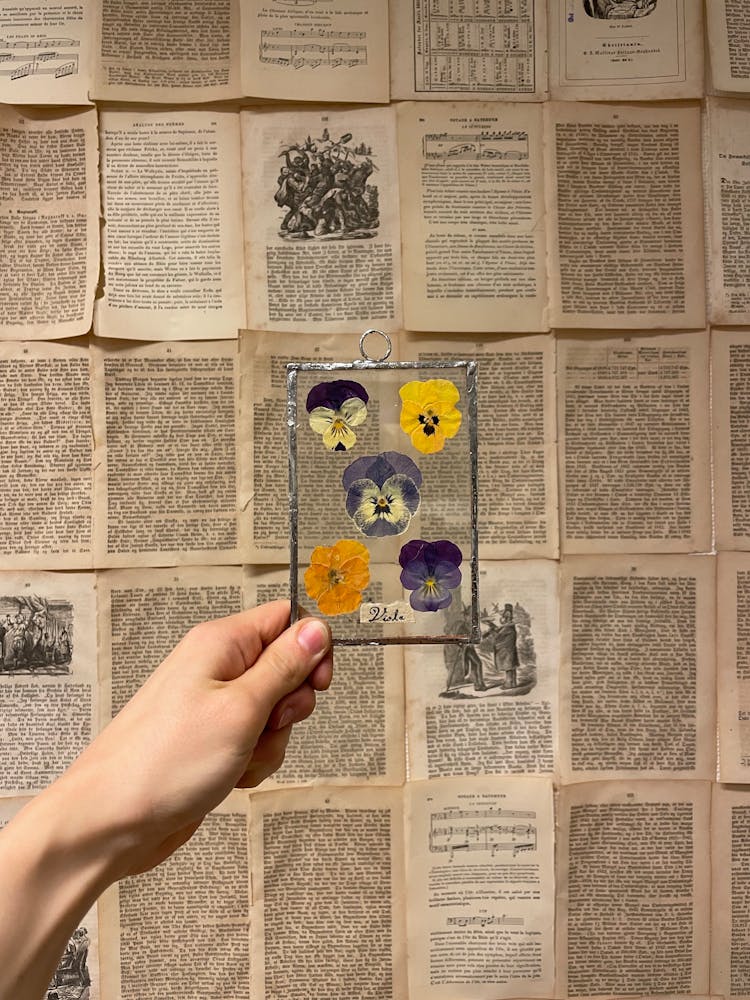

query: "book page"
left=244, top=567, right=406, bottom=787
left=0, top=106, right=99, bottom=341
left=99, top=793, right=250, bottom=997
left=0, top=570, right=96, bottom=797
left=557, top=780, right=711, bottom=997
left=0, top=342, right=93, bottom=570
left=397, top=102, right=548, bottom=334
left=402, top=333, right=558, bottom=559
left=706, top=98, right=750, bottom=325
left=559, top=554, right=716, bottom=783
left=558, top=332, right=711, bottom=553
left=716, top=552, right=750, bottom=782
left=545, top=101, right=705, bottom=329
left=406, top=559, right=559, bottom=781
left=92, top=0, right=241, bottom=101
left=240, top=329, right=396, bottom=561
left=241, top=0, right=389, bottom=103
left=97, top=566, right=243, bottom=728
left=707, top=0, right=750, bottom=94
left=0, top=0, right=93, bottom=105
left=712, top=330, right=750, bottom=550
left=549, top=0, right=703, bottom=101
left=92, top=340, right=244, bottom=568
left=711, top=784, right=750, bottom=999
left=96, top=109, right=246, bottom=341
left=241, top=105, right=402, bottom=333
left=250, top=784, right=407, bottom=1000
left=390, top=0, right=547, bottom=101
left=406, top=776, right=555, bottom=999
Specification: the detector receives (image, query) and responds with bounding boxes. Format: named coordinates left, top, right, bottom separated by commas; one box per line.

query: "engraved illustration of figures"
left=584, top=0, right=657, bottom=17
left=274, top=130, right=379, bottom=240
left=0, top=595, right=73, bottom=675
left=47, top=925, right=91, bottom=1000
left=441, top=600, right=537, bottom=700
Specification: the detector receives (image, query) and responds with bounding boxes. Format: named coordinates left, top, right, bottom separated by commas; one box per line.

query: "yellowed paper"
left=707, top=0, right=750, bottom=94
left=712, top=329, right=750, bottom=550
left=716, top=552, right=750, bottom=782
left=711, top=784, right=750, bottom=999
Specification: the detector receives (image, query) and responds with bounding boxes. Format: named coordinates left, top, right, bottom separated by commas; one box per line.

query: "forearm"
left=0, top=767, right=129, bottom=1000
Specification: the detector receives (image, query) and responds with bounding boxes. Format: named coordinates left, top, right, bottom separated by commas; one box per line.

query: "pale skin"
left=0, top=600, right=333, bottom=1000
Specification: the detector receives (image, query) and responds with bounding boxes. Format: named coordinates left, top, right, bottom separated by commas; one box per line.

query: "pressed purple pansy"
left=343, top=451, right=422, bottom=537
left=399, top=539, right=463, bottom=612
left=306, top=379, right=369, bottom=452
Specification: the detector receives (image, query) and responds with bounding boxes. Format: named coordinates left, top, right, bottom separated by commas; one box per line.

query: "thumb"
left=236, top=616, right=331, bottom=719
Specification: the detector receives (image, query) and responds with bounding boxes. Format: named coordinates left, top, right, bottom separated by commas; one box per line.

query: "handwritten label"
left=359, top=601, right=415, bottom=625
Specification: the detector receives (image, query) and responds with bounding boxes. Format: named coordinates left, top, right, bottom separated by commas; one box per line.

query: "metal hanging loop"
left=359, top=328, right=392, bottom=363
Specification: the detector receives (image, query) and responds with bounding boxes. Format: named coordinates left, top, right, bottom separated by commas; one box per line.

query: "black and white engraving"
left=274, top=128, right=379, bottom=239
left=583, top=0, right=658, bottom=18
left=0, top=594, right=73, bottom=674
left=47, top=925, right=91, bottom=1000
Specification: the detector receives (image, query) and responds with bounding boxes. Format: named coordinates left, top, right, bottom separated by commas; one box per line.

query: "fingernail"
left=297, top=619, right=329, bottom=657
left=277, top=708, right=294, bottom=730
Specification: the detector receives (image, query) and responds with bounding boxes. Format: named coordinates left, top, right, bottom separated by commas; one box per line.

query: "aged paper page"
left=390, top=0, right=547, bottom=101
left=397, top=102, right=548, bottom=333
left=0, top=106, right=99, bottom=341
left=402, top=332, right=558, bottom=559
left=241, top=105, right=402, bottom=333
left=558, top=332, right=711, bottom=553
left=711, top=784, right=750, bottom=999
left=712, top=330, right=750, bottom=550
left=0, top=341, right=93, bottom=570
left=98, top=566, right=243, bottom=727
left=244, top=567, right=405, bottom=787
left=99, top=793, right=250, bottom=998
left=0, top=0, right=93, bottom=105
left=716, top=552, right=750, bottom=782
left=0, top=570, right=96, bottom=796
left=557, top=780, right=711, bottom=997
left=97, top=108, right=246, bottom=341
left=406, top=776, right=555, bottom=999
left=92, top=339, right=244, bottom=568
left=549, top=0, right=703, bottom=101
left=707, top=0, right=750, bottom=94
left=545, top=101, right=705, bottom=329
left=250, top=785, right=407, bottom=1000
left=406, top=559, right=559, bottom=781
left=240, top=330, right=401, bottom=561
left=559, top=554, right=715, bottom=783
left=241, top=0, right=389, bottom=103
left=706, top=99, right=750, bottom=325
left=92, top=0, right=241, bottom=101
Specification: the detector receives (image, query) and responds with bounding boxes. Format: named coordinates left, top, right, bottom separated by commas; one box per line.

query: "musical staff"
left=446, top=914, right=524, bottom=927
left=429, top=807, right=537, bottom=859
left=260, top=29, right=367, bottom=70
left=0, top=38, right=79, bottom=82
left=423, top=130, right=529, bottom=162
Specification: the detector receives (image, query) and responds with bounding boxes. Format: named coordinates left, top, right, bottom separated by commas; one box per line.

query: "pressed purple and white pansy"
left=343, top=451, right=422, bottom=537
left=399, top=538, right=463, bottom=612
left=306, top=379, right=369, bottom=452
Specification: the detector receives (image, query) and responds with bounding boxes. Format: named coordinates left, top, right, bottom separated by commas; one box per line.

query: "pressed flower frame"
left=287, top=331, right=479, bottom=646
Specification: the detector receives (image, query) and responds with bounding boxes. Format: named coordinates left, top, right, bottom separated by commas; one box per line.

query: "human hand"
left=58, top=600, right=333, bottom=877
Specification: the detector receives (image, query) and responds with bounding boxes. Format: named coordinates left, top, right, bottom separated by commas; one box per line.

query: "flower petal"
left=400, top=557, right=430, bottom=590
left=318, top=583, right=363, bottom=616
left=426, top=540, right=463, bottom=567
left=382, top=474, right=421, bottom=515
left=409, top=584, right=454, bottom=613
left=399, top=539, right=429, bottom=568
left=304, top=563, right=331, bottom=600
left=339, top=397, right=368, bottom=427
left=322, top=420, right=357, bottom=451
left=409, top=425, right=446, bottom=454
left=330, top=538, right=369, bottom=567
left=308, top=407, right=335, bottom=433
left=306, top=379, right=368, bottom=413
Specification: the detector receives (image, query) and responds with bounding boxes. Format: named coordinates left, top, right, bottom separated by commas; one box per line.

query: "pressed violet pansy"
left=304, top=539, right=370, bottom=616
left=343, top=452, right=422, bottom=537
left=399, top=378, right=462, bottom=455
left=306, top=379, right=368, bottom=452
left=399, top=539, right=463, bottom=612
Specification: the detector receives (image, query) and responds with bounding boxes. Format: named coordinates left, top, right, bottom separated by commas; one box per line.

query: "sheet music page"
left=397, top=102, right=548, bottom=334
left=241, top=105, right=402, bottom=334
left=96, top=108, right=246, bottom=341
left=391, top=0, right=547, bottom=102
left=549, top=0, right=703, bottom=101
left=406, top=775, right=555, bottom=999
left=0, top=0, right=93, bottom=105
left=0, top=106, right=99, bottom=341
left=241, top=0, right=388, bottom=103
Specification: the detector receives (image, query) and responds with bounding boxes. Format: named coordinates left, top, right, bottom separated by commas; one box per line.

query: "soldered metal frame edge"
left=287, top=358, right=480, bottom=647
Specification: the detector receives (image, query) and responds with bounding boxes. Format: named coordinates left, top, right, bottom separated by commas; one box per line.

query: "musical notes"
left=446, top=914, right=524, bottom=928
left=260, top=29, right=367, bottom=70
left=429, top=807, right=538, bottom=859
left=423, top=131, right=530, bottom=162
left=0, top=47, right=79, bottom=83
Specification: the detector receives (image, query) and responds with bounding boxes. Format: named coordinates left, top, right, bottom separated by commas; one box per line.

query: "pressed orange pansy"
left=399, top=378, right=462, bottom=454
left=304, top=539, right=370, bottom=616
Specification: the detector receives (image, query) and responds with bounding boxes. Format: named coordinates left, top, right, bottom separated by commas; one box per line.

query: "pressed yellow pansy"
left=303, top=539, right=370, bottom=616
left=399, top=378, right=462, bottom=454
